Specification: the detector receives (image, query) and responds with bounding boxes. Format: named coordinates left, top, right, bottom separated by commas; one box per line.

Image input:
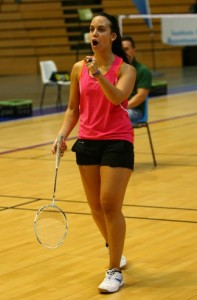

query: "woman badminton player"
left=52, top=12, right=136, bottom=293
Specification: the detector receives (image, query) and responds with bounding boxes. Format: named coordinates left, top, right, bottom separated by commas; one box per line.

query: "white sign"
left=161, top=17, right=197, bottom=45
left=84, top=32, right=90, bottom=44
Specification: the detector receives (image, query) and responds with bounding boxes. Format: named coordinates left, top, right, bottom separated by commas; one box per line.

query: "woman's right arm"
left=52, top=61, right=82, bottom=154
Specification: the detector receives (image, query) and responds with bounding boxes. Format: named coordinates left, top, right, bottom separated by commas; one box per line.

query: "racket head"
left=34, top=204, right=68, bottom=249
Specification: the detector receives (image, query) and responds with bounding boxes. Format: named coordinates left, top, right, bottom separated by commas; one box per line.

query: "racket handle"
left=56, top=135, right=64, bottom=169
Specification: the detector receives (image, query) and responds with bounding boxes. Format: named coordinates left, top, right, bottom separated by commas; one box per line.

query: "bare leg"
left=100, top=166, right=132, bottom=269
left=78, top=165, right=108, bottom=242
left=79, top=165, right=132, bottom=270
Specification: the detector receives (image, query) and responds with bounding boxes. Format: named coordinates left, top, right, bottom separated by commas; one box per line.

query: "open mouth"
left=92, top=40, right=99, bottom=46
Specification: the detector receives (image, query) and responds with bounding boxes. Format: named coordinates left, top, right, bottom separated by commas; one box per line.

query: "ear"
left=111, top=33, right=117, bottom=41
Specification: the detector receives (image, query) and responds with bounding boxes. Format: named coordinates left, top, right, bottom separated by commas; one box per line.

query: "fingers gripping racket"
left=34, top=136, right=68, bottom=249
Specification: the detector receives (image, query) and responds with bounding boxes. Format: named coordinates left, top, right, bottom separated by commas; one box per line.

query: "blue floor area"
left=33, top=105, right=67, bottom=117
left=0, top=66, right=197, bottom=122
left=168, top=84, right=197, bottom=94
left=1, top=84, right=197, bottom=122
left=0, top=105, right=67, bottom=122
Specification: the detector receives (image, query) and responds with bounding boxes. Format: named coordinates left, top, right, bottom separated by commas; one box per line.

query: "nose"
left=92, top=28, right=98, bottom=36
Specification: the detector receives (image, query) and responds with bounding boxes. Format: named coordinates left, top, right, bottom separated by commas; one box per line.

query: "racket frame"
left=33, top=203, right=68, bottom=249
left=34, top=135, right=68, bottom=249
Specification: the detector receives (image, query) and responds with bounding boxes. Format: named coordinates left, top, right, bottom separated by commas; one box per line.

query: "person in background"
left=122, top=36, right=152, bottom=122
left=52, top=12, right=136, bottom=294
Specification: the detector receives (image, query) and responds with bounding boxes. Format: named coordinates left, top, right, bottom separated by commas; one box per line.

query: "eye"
left=98, top=26, right=105, bottom=32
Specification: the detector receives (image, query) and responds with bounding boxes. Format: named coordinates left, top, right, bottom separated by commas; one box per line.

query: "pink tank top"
left=78, top=55, right=134, bottom=143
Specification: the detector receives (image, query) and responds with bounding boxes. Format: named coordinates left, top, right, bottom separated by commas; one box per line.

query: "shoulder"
left=71, top=60, right=84, bottom=80
left=137, top=61, right=152, bottom=77
left=120, top=61, right=136, bottom=76
left=136, top=62, right=152, bottom=88
left=136, top=64, right=152, bottom=84
left=114, top=55, right=135, bottom=73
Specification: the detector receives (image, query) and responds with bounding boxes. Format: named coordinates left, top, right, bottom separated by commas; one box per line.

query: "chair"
left=39, top=60, right=70, bottom=110
left=132, top=98, right=157, bottom=166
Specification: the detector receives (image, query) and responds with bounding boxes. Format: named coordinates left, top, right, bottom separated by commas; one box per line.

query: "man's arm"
left=128, top=87, right=149, bottom=109
left=128, top=66, right=152, bottom=109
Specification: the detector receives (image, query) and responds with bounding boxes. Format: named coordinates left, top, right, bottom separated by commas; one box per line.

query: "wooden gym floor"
left=0, top=67, right=197, bottom=299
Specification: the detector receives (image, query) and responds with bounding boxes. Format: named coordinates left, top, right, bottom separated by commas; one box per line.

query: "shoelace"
left=107, top=268, right=121, bottom=277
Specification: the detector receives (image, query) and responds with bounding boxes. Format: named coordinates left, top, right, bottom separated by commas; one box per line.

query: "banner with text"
left=161, top=17, right=197, bottom=45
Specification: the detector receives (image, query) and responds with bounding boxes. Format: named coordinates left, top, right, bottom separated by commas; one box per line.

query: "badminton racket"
left=34, top=135, right=68, bottom=249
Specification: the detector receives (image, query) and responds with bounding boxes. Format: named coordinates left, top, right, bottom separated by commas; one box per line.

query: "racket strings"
left=35, top=206, right=67, bottom=248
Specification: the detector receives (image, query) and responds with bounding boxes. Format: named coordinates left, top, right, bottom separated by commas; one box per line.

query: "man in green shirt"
left=122, top=36, right=152, bottom=122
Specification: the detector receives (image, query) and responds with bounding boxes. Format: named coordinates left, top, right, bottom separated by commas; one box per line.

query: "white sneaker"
left=120, top=255, right=127, bottom=269
left=98, top=268, right=124, bottom=293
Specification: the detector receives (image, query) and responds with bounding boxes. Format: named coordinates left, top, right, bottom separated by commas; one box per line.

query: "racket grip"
left=56, top=135, right=64, bottom=168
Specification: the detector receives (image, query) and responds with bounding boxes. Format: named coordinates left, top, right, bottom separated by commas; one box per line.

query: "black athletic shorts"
left=71, top=139, right=134, bottom=170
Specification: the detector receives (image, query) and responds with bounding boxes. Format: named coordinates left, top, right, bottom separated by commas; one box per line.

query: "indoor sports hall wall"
left=0, top=0, right=194, bottom=75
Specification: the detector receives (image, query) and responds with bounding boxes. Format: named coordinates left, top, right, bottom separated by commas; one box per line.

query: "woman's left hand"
left=84, top=56, right=98, bottom=76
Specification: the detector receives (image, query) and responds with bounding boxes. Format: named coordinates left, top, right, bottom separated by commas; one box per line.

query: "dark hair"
left=92, top=12, right=130, bottom=64
left=122, top=36, right=136, bottom=48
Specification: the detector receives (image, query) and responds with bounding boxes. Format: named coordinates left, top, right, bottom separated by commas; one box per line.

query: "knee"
left=101, top=200, right=117, bottom=218
left=90, top=204, right=103, bottom=217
